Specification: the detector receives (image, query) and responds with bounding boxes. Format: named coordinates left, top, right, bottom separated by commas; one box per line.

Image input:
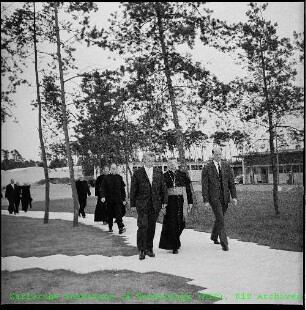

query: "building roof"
left=234, top=149, right=304, bottom=158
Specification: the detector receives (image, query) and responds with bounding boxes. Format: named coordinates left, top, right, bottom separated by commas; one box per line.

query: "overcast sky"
left=1, top=2, right=304, bottom=161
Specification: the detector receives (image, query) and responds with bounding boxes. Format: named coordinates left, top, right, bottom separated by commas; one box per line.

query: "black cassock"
left=101, top=174, right=126, bottom=229
left=159, top=170, right=193, bottom=250
left=21, top=185, right=32, bottom=212
left=94, top=175, right=107, bottom=222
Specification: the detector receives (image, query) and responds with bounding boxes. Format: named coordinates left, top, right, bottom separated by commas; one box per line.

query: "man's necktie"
left=218, top=162, right=222, bottom=178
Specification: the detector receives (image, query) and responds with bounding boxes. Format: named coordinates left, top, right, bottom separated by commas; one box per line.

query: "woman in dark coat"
left=159, top=158, right=193, bottom=254
left=21, top=184, right=32, bottom=212
left=94, top=166, right=109, bottom=224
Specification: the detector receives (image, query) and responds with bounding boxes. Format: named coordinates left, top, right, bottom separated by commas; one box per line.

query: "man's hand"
left=203, top=202, right=210, bottom=208
left=232, top=198, right=237, bottom=206
left=187, top=204, right=193, bottom=213
left=123, top=200, right=127, bottom=205
left=162, top=204, right=167, bottom=208
left=101, top=198, right=105, bottom=203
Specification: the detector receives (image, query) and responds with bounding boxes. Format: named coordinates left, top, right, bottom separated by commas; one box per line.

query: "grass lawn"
left=1, top=186, right=303, bottom=251
left=1, top=215, right=215, bottom=304
left=1, top=269, right=215, bottom=304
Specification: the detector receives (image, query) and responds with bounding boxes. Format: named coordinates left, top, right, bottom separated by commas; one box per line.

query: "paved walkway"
left=1, top=210, right=303, bottom=305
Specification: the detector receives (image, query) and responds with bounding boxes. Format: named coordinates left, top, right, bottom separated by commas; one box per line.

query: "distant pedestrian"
left=94, top=166, right=109, bottom=224
left=21, top=183, right=33, bottom=212
left=76, top=176, right=91, bottom=218
left=101, top=163, right=126, bottom=234
left=14, top=181, right=21, bottom=214
left=5, top=179, right=18, bottom=214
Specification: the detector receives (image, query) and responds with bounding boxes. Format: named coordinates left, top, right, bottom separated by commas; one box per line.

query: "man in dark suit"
left=130, top=152, right=168, bottom=260
left=76, top=177, right=91, bottom=218
left=5, top=179, right=18, bottom=214
left=202, top=145, right=237, bottom=251
left=101, top=163, right=126, bottom=234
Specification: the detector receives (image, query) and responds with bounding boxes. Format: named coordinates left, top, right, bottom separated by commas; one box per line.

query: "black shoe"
left=119, top=227, right=126, bottom=234
left=109, top=228, right=113, bottom=232
left=145, top=249, right=155, bottom=257
left=173, top=249, right=178, bottom=254
left=82, top=214, right=86, bottom=218
left=221, top=244, right=229, bottom=251
left=139, top=251, right=146, bottom=260
left=212, top=239, right=220, bottom=244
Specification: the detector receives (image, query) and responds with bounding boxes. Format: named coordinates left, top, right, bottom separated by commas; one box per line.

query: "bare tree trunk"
left=33, top=2, right=50, bottom=224
left=155, top=3, right=198, bottom=208
left=260, top=47, right=279, bottom=215
left=54, top=2, right=80, bottom=226
left=155, top=3, right=185, bottom=167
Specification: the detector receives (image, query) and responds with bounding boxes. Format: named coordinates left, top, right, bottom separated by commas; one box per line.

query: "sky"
left=1, top=2, right=304, bottom=161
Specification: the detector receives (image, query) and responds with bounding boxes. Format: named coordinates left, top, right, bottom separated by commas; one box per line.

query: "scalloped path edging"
left=1, top=210, right=303, bottom=305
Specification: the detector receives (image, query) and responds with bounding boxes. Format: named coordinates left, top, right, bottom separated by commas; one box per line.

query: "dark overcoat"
left=130, top=167, right=168, bottom=213
left=5, top=183, right=18, bottom=202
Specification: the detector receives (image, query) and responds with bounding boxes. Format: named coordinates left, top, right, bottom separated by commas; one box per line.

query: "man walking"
left=76, top=176, right=91, bottom=218
left=130, top=152, right=168, bottom=260
left=5, top=179, right=18, bottom=214
left=201, top=145, right=237, bottom=251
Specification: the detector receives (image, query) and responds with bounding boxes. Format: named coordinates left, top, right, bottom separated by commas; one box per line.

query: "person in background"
left=14, top=181, right=21, bottom=214
left=21, top=183, right=33, bottom=212
left=101, top=163, right=126, bottom=234
left=5, top=179, right=18, bottom=214
left=76, top=176, right=91, bottom=218
left=130, top=152, right=168, bottom=260
left=201, top=145, right=237, bottom=251
left=159, top=158, right=193, bottom=254
left=94, top=166, right=109, bottom=224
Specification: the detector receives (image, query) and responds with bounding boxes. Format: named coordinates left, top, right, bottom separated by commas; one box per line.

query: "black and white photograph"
left=1, top=1, right=304, bottom=305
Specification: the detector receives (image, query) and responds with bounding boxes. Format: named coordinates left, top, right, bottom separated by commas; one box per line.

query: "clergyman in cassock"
left=76, top=176, right=91, bottom=218
left=101, top=163, right=126, bottom=234
left=159, top=158, right=193, bottom=254
left=94, top=166, right=109, bottom=224
left=21, top=184, right=33, bottom=212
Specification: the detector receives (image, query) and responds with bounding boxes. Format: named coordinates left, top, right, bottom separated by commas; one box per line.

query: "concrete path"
left=1, top=210, right=303, bottom=305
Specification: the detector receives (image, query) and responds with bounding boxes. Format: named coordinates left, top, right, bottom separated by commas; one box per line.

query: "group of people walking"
left=4, top=179, right=33, bottom=214
left=130, top=145, right=237, bottom=260
left=93, top=163, right=127, bottom=234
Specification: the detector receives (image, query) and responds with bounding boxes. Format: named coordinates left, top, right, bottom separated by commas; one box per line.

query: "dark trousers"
left=107, top=202, right=124, bottom=230
left=7, top=199, right=15, bottom=214
left=14, top=198, right=20, bottom=213
left=137, top=206, right=159, bottom=251
left=78, top=197, right=87, bottom=216
left=211, top=201, right=228, bottom=246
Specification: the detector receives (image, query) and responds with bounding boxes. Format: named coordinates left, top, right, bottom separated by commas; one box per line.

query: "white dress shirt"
left=144, top=166, right=153, bottom=185
left=213, top=160, right=221, bottom=175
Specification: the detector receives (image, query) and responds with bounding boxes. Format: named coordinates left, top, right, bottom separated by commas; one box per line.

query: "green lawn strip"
left=1, top=216, right=138, bottom=258
left=1, top=269, right=217, bottom=304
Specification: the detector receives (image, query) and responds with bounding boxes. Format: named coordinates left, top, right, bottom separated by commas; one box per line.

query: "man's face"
left=104, top=167, right=110, bottom=175
left=168, top=159, right=178, bottom=171
left=143, top=154, right=154, bottom=168
left=213, top=148, right=222, bottom=162
left=10, top=179, right=14, bottom=185
left=110, top=164, right=117, bottom=174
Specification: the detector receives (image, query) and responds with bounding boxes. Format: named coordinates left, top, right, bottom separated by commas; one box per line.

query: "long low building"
left=236, top=149, right=304, bottom=185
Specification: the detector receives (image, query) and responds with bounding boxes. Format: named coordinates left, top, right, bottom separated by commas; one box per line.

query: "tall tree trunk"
left=260, top=47, right=279, bottom=215
left=33, top=2, right=50, bottom=224
left=155, top=3, right=185, bottom=166
left=54, top=2, right=80, bottom=226
left=155, top=3, right=198, bottom=208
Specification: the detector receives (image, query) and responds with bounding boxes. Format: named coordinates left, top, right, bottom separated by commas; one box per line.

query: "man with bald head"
left=130, top=151, right=168, bottom=260
left=201, top=145, right=237, bottom=251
